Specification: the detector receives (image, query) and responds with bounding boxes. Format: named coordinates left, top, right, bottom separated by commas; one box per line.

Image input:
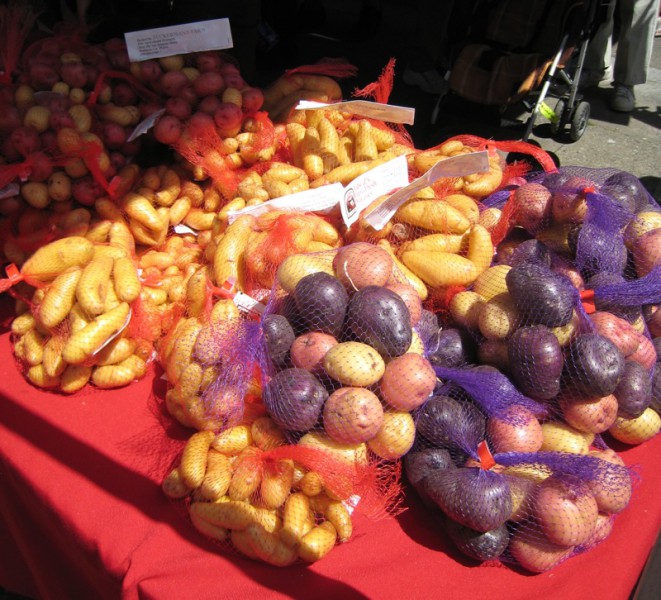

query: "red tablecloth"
left=0, top=330, right=660, bottom=600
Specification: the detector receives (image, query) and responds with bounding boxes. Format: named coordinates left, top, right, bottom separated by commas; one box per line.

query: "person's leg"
left=613, top=0, right=657, bottom=85
left=584, top=0, right=616, bottom=81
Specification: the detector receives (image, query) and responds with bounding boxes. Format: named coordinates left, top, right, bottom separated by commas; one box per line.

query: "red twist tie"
left=210, top=278, right=237, bottom=300
left=0, top=263, right=23, bottom=294
left=580, top=288, right=596, bottom=314
left=476, top=440, right=496, bottom=471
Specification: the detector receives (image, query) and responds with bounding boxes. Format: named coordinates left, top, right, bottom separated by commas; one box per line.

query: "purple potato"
left=424, top=467, right=512, bottom=532
left=508, top=325, right=563, bottom=400
left=576, top=223, right=628, bottom=278
left=507, top=239, right=553, bottom=268
left=294, top=271, right=348, bottom=337
left=586, top=272, right=641, bottom=323
left=415, top=395, right=486, bottom=453
left=347, top=285, right=412, bottom=357
left=603, top=171, right=652, bottom=213
left=651, top=364, right=661, bottom=414
left=427, top=328, right=476, bottom=368
left=565, top=333, right=625, bottom=397
left=506, top=261, right=575, bottom=327
left=263, top=368, right=328, bottom=432
left=262, top=313, right=295, bottom=367
left=403, top=447, right=455, bottom=490
left=445, top=519, right=510, bottom=562
left=614, top=360, right=653, bottom=418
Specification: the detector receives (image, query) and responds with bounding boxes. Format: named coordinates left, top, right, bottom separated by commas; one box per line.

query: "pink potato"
left=380, top=353, right=436, bottom=411
left=153, top=114, right=183, bottom=145
left=587, top=449, right=632, bottom=514
left=1, top=137, right=22, bottom=162
left=551, top=175, right=592, bottom=223
left=196, top=52, right=223, bottom=72
left=178, top=85, right=199, bottom=106
left=186, top=111, right=215, bottom=137
left=323, top=387, right=384, bottom=444
left=60, top=61, right=88, bottom=88
left=28, top=152, right=54, bottom=182
left=193, top=71, right=225, bottom=97
left=589, top=311, right=640, bottom=357
left=49, top=110, right=76, bottom=131
left=333, top=243, right=393, bottom=290
left=647, top=306, right=661, bottom=337
left=29, top=63, right=59, bottom=90
left=0, top=104, right=21, bottom=132
left=108, top=50, right=130, bottom=71
left=486, top=405, right=544, bottom=453
left=385, top=281, right=422, bottom=326
left=533, top=473, right=599, bottom=547
left=511, top=182, right=552, bottom=232
left=627, top=333, right=657, bottom=371
left=139, top=101, right=163, bottom=119
left=72, top=177, right=103, bottom=206
left=100, top=121, right=128, bottom=149
left=139, top=60, right=162, bottom=82
left=290, top=332, right=338, bottom=373
left=632, top=227, right=661, bottom=277
left=559, top=393, right=618, bottom=434
left=509, top=523, right=575, bottom=573
left=10, top=126, right=41, bottom=156
left=198, top=95, right=222, bottom=115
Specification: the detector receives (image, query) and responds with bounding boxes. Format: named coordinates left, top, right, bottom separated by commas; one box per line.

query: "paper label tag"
left=296, top=100, right=415, bottom=125
left=127, top=108, right=165, bottom=142
left=363, top=151, right=490, bottom=231
left=340, top=155, right=409, bottom=228
left=233, top=291, right=266, bottom=317
left=173, top=223, right=197, bottom=235
left=124, top=19, right=233, bottom=62
left=227, top=183, right=344, bottom=224
left=0, top=183, right=19, bottom=199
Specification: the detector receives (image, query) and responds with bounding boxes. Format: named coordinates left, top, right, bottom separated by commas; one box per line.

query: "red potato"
left=160, top=70, right=190, bottom=97
left=627, top=333, right=657, bottom=371
left=100, top=121, right=128, bottom=149
left=290, top=332, right=338, bottom=373
left=165, top=97, right=193, bottom=120
left=551, top=254, right=584, bottom=290
left=380, top=353, right=436, bottom=411
left=512, top=182, right=552, bottom=232
left=112, top=82, right=138, bottom=106
left=551, top=176, right=592, bottom=223
left=586, top=512, right=614, bottom=547
left=28, top=152, right=54, bottom=182
left=178, top=85, right=199, bottom=107
left=333, top=243, right=393, bottom=290
left=139, top=101, right=163, bottom=119
left=72, top=177, right=103, bottom=206
left=139, top=60, right=163, bottom=82
left=10, top=126, right=41, bottom=156
left=559, top=393, right=618, bottom=434
left=193, top=71, right=225, bottom=97
left=385, top=281, right=422, bottom=326
left=241, top=87, right=264, bottom=112
left=1, top=137, right=22, bottom=162
left=49, top=110, right=76, bottom=131
left=186, top=111, right=215, bottom=137
left=0, top=104, right=21, bottom=132
left=213, top=102, right=243, bottom=135
left=224, top=71, right=246, bottom=91
left=509, top=523, right=574, bottom=573
left=60, top=61, right=88, bottom=88
left=29, top=63, right=59, bottom=90
left=104, top=38, right=126, bottom=53
left=632, top=227, right=661, bottom=278
left=486, top=405, right=544, bottom=453
left=647, top=306, right=661, bottom=337
left=589, top=311, right=640, bottom=357
left=109, top=150, right=128, bottom=171
left=40, top=130, right=57, bottom=153
left=196, top=52, right=223, bottom=72
left=108, top=50, right=130, bottom=71
left=198, top=95, right=223, bottom=115
left=534, top=473, right=599, bottom=547
left=153, top=115, right=183, bottom=145
left=39, top=93, right=70, bottom=113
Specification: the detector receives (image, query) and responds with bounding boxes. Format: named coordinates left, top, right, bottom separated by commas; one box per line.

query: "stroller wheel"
left=570, top=101, right=591, bottom=141
left=550, top=98, right=567, bottom=135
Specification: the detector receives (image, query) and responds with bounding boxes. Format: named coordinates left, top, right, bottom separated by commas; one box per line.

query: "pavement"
left=257, top=0, right=661, bottom=202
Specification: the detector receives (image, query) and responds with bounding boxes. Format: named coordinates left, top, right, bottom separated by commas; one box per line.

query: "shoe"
left=403, top=65, right=448, bottom=95
left=610, top=84, right=635, bottom=113
left=578, top=67, right=611, bottom=90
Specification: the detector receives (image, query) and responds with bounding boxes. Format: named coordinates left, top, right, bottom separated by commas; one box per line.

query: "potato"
left=608, top=407, right=661, bottom=445
left=333, top=243, right=393, bottom=290
left=323, top=341, right=385, bottom=387
left=298, top=431, right=368, bottom=468
left=509, top=523, right=574, bottom=573
left=559, top=393, right=618, bottom=434
left=367, top=411, right=416, bottom=459
left=478, top=293, right=519, bottom=340
left=293, top=272, right=348, bottom=338
left=472, top=264, right=511, bottom=301
left=511, top=182, right=552, bottom=232
left=449, top=290, right=485, bottom=330
left=276, top=252, right=335, bottom=293
left=290, top=332, right=338, bottom=373
left=486, top=405, right=543, bottom=453
left=540, top=421, right=591, bottom=454
left=323, top=387, right=384, bottom=444
left=380, top=353, right=436, bottom=411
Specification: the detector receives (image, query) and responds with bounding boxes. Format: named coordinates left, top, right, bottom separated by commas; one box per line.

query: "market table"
left=0, top=330, right=660, bottom=600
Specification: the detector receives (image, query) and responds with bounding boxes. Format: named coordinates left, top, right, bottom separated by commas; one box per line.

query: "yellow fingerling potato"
left=251, top=416, right=287, bottom=451
left=324, top=502, right=353, bottom=543
left=190, top=499, right=257, bottom=531
left=298, top=522, right=337, bottom=563
left=281, top=492, right=315, bottom=548
left=165, top=318, right=202, bottom=384
left=77, top=255, right=114, bottom=317
left=190, top=506, right=230, bottom=542
left=300, top=126, right=324, bottom=180
left=91, top=354, right=146, bottom=388
left=472, top=264, right=511, bottom=301
left=212, top=214, right=255, bottom=288
left=38, top=267, right=82, bottom=329
left=246, top=524, right=298, bottom=567
left=478, top=293, right=520, bottom=340
left=12, top=313, right=37, bottom=336
left=22, top=327, right=46, bottom=366
left=199, top=450, right=233, bottom=501
left=60, top=364, right=93, bottom=394
left=228, top=449, right=263, bottom=501
left=180, top=430, right=215, bottom=489
left=401, top=250, right=478, bottom=288
left=466, top=223, right=494, bottom=273
left=62, top=302, right=130, bottom=364
left=22, top=236, right=94, bottom=283
left=399, top=233, right=467, bottom=254
left=27, top=364, right=61, bottom=388
left=260, top=460, right=295, bottom=509
left=162, top=467, right=192, bottom=499
left=396, top=199, right=470, bottom=234
left=112, top=256, right=141, bottom=303
left=212, top=425, right=253, bottom=455
left=449, top=290, right=485, bottom=330
left=376, top=239, right=428, bottom=301
left=94, top=337, right=135, bottom=366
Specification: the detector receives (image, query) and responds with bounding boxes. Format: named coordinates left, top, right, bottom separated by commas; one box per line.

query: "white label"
left=124, top=19, right=233, bottom=62
left=340, top=155, right=409, bottom=228
left=233, top=291, right=266, bottom=316
left=227, top=183, right=344, bottom=224
left=173, top=223, right=197, bottom=235
left=0, top=183, right=19, bottom=199
left=297, top=99, right=415, bottom=125
left=127, top=108, right=165, bottom=142
left=363, top=151, right=490, bottom=231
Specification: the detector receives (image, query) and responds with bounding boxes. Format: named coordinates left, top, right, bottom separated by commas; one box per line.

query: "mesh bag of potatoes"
left=162, top=421, right=402, bottom=566
left=404, top=370, right=634, bottom=572
left=448, top=167, right=661, bottom=448
left=2, top=232, right=156, bottom=392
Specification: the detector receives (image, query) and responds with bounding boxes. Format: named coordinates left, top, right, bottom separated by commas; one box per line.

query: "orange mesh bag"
left=162, top=426, right=403, bottom=566
left=3, top=232, right=154, bottom=393
left=0, top=1, right=38, bottom=85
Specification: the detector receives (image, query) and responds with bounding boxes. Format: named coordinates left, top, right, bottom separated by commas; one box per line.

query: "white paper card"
left=127, top=108, right=165, bottom=142
left=124, top=19, right=233, bottom=62
left=296, top=100, right=415, bottom=125
left=363, top=151, right=490, bottom=231
left=0, top=183, right=19, bottom=199
left=173, top=223, right=197, bottom=235
left=227, top=183, right=344, bottom=224
left=340, top=155, right=409, bottom=228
